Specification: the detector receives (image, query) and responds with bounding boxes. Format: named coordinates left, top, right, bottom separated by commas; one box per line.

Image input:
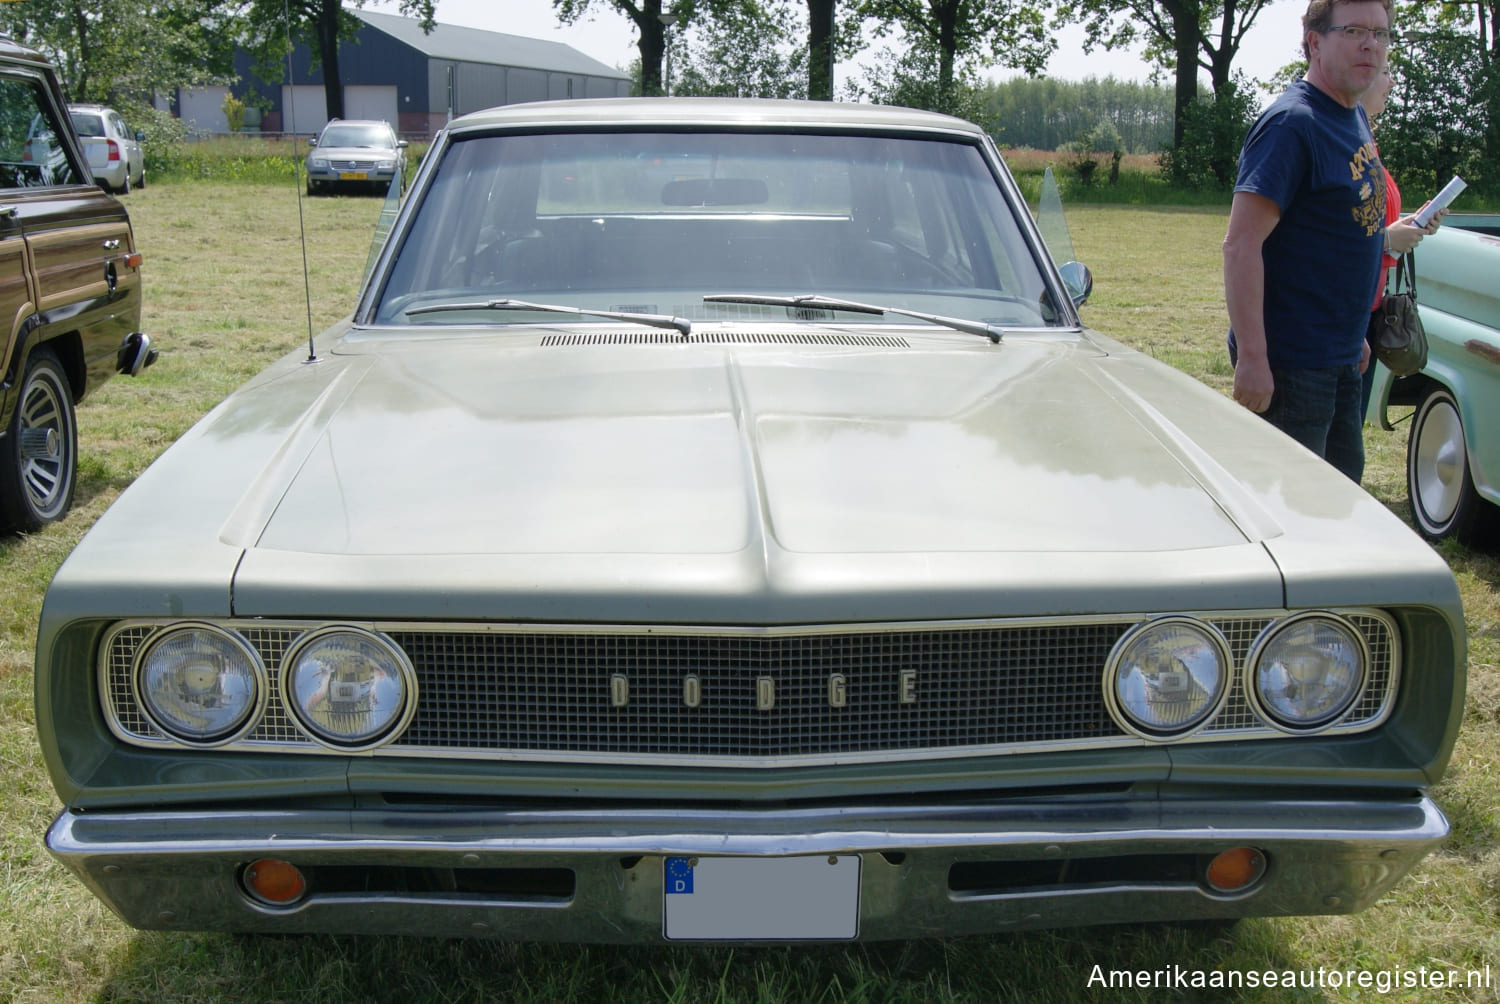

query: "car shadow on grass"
left=93, top=921, right=1302, bottom=1004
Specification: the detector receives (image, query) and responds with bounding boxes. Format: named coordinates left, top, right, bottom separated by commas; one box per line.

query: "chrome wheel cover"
left=1412, top=395, right=1466, bottom=530
left=17, top=362, right=74, bottom=520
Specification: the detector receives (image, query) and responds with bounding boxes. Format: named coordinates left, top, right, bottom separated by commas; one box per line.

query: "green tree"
left=242, top=0, right=434, bottom=123
left=807, top=0, right=835, bottom=99
left=974, top=75, right=1173, bottom=152
left=1056, top=0, right=1278, bottom=147
left=671, top=0, right=808, bottom=97
left=1158, top=72, right=1258, bottom=188
left=556, top=0, right=689, bottom=96
left=0, top=0, right=237, bottom=104
left=850, top=35, right=992, bottom=121
left=858, top=0, right=1053, bottom=112
left=1382, top=2, right=1497, bottom=197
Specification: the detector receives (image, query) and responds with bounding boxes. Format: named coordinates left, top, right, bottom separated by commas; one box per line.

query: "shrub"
left=1160, top=77, right=1260, bottom=190
left=222, top=94, right=246, bottom=133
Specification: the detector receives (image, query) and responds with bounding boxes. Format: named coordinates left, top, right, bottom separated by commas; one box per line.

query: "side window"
left=0, top=76, right=81, bottom=188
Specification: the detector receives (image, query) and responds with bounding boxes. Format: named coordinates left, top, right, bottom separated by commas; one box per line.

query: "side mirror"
left=1058, top=261, right=1093, bottom=308
left=397, top=139, right=409, bottom=148
left=307, top=137, right=317, bottom=148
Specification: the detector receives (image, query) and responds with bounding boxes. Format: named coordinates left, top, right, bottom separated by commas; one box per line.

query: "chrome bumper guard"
left=48, top=796, right=1449, bottom=942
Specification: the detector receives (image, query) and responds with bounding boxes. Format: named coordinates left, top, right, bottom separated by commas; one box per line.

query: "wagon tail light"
left=106, top=139, right=120, bottom=162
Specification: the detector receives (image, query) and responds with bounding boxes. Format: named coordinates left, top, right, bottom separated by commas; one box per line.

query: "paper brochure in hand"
left=1414, top=176, right=1466, bottom=228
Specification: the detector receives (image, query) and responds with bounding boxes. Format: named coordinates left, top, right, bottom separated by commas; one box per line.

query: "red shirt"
left=1373, top=153, right=1401, bottom=310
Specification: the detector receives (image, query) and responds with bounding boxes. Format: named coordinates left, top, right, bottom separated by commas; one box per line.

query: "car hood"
left=251, top=333, right=1253, bottom=556
left=54, top=325, right=1457, bottom=625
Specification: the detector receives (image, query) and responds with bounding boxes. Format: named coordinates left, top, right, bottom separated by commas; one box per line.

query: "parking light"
left=1205, top=846, right=1267, bottom=893
left=244, top=858, right=307, bottom=905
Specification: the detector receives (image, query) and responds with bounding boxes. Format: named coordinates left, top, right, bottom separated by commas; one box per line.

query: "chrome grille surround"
left=100, top=611, right=1400, bottom=767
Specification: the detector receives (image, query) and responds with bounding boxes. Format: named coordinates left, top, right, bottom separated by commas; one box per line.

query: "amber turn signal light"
left=123, top=252, right=143, bottom=268
left=1204, top=846, right=1267, bottom=893
left=244, top=858, right=308, bottom=905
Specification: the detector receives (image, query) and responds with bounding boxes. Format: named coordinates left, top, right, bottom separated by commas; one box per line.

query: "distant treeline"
left=975, top=77, right=1177, bottom=155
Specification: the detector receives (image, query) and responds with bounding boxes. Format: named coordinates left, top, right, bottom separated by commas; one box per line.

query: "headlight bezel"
left=131, top=622, right=267, bottom=747
left=1245, top=611, right=1369, bottom=735
left=279, top=625, right=417, bottom=751
left=1103, top=616, right=1233, bottom=741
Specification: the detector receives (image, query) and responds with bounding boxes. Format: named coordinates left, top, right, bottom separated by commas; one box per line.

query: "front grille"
left=101, top=613, right=1398, bottom=766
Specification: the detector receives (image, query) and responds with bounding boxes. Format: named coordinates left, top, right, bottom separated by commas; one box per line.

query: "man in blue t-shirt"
left=1223, top=0, right=1392, bottom=483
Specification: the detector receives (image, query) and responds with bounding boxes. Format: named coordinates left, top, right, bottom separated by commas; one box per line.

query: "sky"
left=366, top=0, right=1313, bottom=90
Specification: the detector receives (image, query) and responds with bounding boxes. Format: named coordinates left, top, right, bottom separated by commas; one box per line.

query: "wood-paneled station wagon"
left=0, top=35, right=152, bottom=531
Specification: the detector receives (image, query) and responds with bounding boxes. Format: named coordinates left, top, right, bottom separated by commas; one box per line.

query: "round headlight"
left=136, top=624, right=264, bottom=745
left=1106, top=617, right=1231, bottom=740
left=1248, top=614, right=1366, bottom=733
left=281, top=627, right=415, bottom=749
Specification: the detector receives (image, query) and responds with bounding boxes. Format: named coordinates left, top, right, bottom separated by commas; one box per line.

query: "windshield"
left=375, top=130, right=1066, bottom=328
left=319, top=124, right=393, bottom=149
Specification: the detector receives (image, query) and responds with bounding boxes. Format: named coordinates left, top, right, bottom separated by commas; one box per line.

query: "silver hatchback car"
left=305, top=118, right=407, bottom=195
left=67, top=103, right=145, bottom=194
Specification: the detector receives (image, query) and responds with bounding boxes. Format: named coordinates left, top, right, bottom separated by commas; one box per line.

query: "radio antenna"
left=285, top=0, right=318, bottom=363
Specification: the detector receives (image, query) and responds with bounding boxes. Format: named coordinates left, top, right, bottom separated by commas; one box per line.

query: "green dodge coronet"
left=35, top=99, right=1465, bottom=943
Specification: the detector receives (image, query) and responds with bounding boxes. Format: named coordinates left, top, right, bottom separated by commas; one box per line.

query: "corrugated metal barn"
left=174, top=8, right=632, bottom=137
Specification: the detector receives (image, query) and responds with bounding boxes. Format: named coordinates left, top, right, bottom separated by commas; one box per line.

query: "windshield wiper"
left=703, top=293, right=1004, bottom=343
left=405, top=298, right=692, bottom=336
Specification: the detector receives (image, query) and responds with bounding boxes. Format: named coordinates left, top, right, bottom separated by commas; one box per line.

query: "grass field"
left=0, top=184, right=1496, bottom=1003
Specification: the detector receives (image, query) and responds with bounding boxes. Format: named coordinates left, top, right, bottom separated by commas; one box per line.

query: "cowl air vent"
left=540, top=331, right=910, bottom=348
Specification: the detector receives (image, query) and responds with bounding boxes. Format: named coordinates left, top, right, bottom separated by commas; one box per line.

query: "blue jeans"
left=1231, top=352, right=1365, bottom=483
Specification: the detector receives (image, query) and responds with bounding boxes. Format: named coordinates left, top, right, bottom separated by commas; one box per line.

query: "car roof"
left=321, top=119, right=393, bottom=130
left=446, top=98, right=986, bottom=140
left=0, top=34, right=55, bottom=69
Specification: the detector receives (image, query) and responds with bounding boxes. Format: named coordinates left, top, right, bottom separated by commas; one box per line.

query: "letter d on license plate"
left=663, top=855, right=860, bottom=940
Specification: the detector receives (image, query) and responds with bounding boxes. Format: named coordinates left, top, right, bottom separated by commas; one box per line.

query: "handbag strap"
left=1391, top=248, right=1417, bottom=296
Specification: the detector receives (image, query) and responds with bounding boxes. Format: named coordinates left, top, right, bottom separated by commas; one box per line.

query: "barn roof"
left=353, top=9, right=630, bottom=80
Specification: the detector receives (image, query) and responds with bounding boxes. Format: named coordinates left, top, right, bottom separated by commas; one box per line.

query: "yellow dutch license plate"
left=662, top=855, right=860, bottom=940
left=339, top=171, right=368, bottom=180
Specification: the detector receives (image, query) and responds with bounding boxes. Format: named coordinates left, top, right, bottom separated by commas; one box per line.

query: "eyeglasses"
left=1325, top=25, right=1395, bottom=46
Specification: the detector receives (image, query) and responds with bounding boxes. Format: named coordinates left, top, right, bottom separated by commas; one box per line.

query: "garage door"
left=281, top=85, right=329, bottom=137
left=343, top=86, right=398, bottom=126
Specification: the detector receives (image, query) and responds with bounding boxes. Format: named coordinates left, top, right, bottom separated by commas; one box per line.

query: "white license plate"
left=339, top=171, right=368, bottom=180
left=662, top=855, right=860, bottom=940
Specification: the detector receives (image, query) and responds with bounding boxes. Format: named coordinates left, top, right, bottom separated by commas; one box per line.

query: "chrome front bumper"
left=48, top=796, right=1448, bottom=942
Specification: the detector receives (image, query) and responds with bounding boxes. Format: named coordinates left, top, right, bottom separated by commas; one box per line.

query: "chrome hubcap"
left=17, top=368, right=71, bottom=517
left=1415, top=399, right=1464, bottom=526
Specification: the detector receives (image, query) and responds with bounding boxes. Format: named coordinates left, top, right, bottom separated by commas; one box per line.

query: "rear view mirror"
left=660, top=178, right=768, bottom=207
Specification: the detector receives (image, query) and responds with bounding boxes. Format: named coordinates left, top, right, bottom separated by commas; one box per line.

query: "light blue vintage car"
left=35, top=100, right=1466, bottom=943
left=1368, top=214, right=1500, bottom=545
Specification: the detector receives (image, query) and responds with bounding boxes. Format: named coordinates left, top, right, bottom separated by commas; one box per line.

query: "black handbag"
left=1372, top=252, right=1428, bottom=377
